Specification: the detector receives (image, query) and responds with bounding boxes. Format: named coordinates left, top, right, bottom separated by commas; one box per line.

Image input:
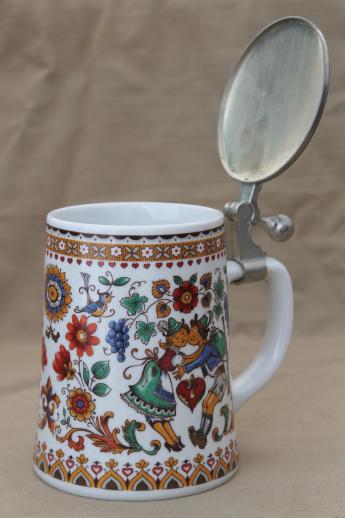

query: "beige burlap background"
left=0, top=1, right=344, bottom=516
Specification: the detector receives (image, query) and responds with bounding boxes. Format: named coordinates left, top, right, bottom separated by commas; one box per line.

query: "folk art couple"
left=121, top=313, right=228, bottom=452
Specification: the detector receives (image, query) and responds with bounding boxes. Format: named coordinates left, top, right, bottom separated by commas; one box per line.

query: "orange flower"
left=67, top=388, right=95, bottom=421
left=152, top=279, right=170, bottom=299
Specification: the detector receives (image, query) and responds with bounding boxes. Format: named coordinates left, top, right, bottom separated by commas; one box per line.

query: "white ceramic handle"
left=227, top=257, right=294, bottom=412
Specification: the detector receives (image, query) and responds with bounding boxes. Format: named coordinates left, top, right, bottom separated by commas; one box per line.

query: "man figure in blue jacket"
left=175, top=313, right=227, bottom=449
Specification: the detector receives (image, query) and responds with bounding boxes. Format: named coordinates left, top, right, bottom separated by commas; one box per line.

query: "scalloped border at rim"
left=47, top=224, right=224, bottom=241
left=47, top=202, right=224, bottom=236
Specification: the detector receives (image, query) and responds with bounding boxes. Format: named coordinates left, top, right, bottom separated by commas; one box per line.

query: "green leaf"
left=99, top=276, right=111, bottom=286
left=134, top=321, right=157, bottom=345
left=93, top=383, right=111, bottom=397
left=213, top=302, right=223, bottom=320
left=189, top=273, right=197, bottom=285
left=113, top=277, right=130, bottom=286
left=173, top=275, right=183, bottom=286
left=66, top=416, right=70, bottom=425
left=63, top=407, right=66, bottom=417
left=83, top=362, right=90, bottom=387
left=214, top=277, right=225, bottom=302
left=120, top=292, right=148, bottom=316
left=122, top=420, right=161, bottom=455
left=61, top=419, right=66, bottom=426
left=91, top=361, right=110, bottom=380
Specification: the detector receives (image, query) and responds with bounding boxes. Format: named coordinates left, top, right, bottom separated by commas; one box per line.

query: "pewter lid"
left=218, top=17, right=329, bottom=183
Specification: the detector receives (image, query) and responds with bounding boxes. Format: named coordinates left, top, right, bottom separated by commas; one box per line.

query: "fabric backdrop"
left=0, top=1, right=344, bottom=517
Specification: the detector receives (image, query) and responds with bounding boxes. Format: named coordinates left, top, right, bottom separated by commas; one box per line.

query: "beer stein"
left=33, top=17, right=329, bottom=500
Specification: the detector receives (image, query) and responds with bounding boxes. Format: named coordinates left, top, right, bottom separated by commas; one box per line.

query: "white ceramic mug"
left=33, top=201, right=293, bottom=500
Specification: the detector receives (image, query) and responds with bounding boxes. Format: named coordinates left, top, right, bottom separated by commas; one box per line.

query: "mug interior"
left=47, top=202, right=224, bottom=235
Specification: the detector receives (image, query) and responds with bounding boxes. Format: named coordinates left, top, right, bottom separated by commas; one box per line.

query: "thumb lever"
left=259, top=215, right=294, bottom=242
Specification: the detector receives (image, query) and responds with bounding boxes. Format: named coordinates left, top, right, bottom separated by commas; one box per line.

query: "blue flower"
left=45, top=265, right=72, bottom=322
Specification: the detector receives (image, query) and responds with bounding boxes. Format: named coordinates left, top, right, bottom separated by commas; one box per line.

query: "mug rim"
left=47, top=201, right=224, bottom=235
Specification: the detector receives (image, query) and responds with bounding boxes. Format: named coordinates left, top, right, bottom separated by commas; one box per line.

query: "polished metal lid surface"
left=218, top=17, right=329, bottom=183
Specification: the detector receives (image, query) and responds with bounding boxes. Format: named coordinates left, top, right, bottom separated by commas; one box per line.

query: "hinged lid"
left=219, top=17, right=329, bottom=282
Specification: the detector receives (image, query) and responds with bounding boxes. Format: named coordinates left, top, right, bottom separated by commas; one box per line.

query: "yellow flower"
left=45, top=265, right=72, bottom=322
left=151, top=279, right=170, bottom=299
left=67, top=388, right=95, bottom=422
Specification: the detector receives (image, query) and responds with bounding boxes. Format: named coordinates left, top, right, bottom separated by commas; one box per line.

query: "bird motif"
left=75, top=273, right=114, bottom=318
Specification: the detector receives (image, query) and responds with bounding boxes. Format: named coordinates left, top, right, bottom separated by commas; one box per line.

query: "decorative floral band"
left=46, top=232, right=226, bottom=262
left=34, top=440, right=239, bottom=491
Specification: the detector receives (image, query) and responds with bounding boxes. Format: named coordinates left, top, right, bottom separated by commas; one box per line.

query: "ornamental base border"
left=33, top=440, right=239, bottom=495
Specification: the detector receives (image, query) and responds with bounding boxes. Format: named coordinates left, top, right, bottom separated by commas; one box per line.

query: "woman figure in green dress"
left=121, top=317, right=189, bottom=452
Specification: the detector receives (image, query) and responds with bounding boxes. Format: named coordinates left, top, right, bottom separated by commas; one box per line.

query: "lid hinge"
left=224, top=183, right=294, bottom=284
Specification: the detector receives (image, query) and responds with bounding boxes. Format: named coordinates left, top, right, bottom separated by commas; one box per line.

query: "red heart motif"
left=109, top=262, right=116, bottom=268
left=77, top=259, right=82, bottom=265
left=60, top=256, right=65, bottom=262
left=47, top=452, right=54, bottom=463
left=54, top=254, right=58, bottom=260
left=177, top=261, right=183, bottom=267
left=91, top=464, right=103, bottom=475
left=177, top=375, right=206, bottom=412
left=152, top=466, right=164, bottom=477
left=143, top=263, right=150, bottom=269
left=166, top=262, right=173, bottom=268
left=122, top=467, right=133, bottom=478
left=86, top=260, right=92, bottom=267
left=66, top=459, right=74, bottom=470
left=217, top=253, right=220, bottom=259
left=155, top=262, right=162, bottom=268
left=181, top=462, right=192, bottom=474
left=67, top=258, right=73, bottom=264
left=121, top=263, right=128, bottom=269
left=188, top=260, right=193, bottom=266
left=205, top=257, right=209, bottom=262
left=98, top=261, right=104, bottom=267
left=211, top=255, right=215, bottom=261
left=196, top=259, right=201, bottom=264
left=207, top=457, right=215, bottom=468
left=49, top=253, right=52, bottom=258
left=132, top=263, right=139, bottom=269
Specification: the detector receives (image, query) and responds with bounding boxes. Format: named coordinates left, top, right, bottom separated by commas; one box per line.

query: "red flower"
left=53, top=345, right=75, bottom=381
left=66, top=314, right=100, bottom=357
left=41, top=337, right=47, bottom=369
left=173, top=281, right=198, bottom=314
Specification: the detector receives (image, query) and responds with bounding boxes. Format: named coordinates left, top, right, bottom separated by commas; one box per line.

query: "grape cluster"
left=106, top=319, right=130, bottom=362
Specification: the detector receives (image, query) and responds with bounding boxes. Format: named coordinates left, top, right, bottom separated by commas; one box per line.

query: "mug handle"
left=227, top=257, right=294, bottom=411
